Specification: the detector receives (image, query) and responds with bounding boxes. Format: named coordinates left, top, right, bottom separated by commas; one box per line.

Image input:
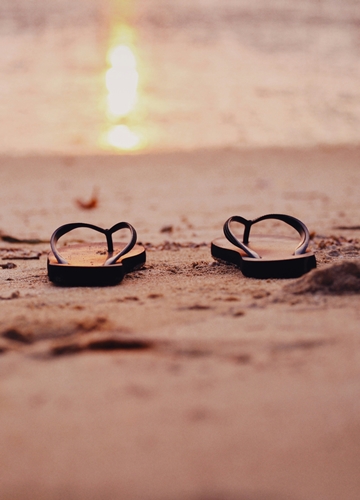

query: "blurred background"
left=0, top=0, right=359, bottom=154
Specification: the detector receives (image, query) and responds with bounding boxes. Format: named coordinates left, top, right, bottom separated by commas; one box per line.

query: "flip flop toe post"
left=211, top=214, right=316, bottom=279
left=47, top=222, right=146, bottom=286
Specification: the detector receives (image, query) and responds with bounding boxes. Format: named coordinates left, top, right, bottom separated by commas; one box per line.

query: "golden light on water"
left=106, top=44, right=138, bottom=118
left=106, top=124, right=140, bottom=150
left=101, top=28, right=144, bottom=152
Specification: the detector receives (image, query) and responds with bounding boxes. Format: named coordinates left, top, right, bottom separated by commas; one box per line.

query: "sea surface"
left=0, top=0, right=359, bottom=154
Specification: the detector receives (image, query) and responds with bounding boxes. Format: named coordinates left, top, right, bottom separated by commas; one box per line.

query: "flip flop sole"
left=211, top=237, right=316, bottom=279
left=48, top=243, right=146, bottom=286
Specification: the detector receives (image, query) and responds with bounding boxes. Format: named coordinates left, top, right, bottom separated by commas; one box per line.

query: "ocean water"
left=0, top=0, right=359, bottom=154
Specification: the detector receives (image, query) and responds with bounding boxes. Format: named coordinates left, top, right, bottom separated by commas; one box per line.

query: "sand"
left=0, top=146, right=360, bottom=500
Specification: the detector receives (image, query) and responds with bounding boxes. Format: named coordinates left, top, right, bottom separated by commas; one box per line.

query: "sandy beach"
left=0, top=146, right=359, bottom=499
left=1, top=0, right=360, bottom=497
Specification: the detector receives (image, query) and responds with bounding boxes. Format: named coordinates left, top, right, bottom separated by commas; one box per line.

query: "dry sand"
left=0, top=146, right=360, bottom=500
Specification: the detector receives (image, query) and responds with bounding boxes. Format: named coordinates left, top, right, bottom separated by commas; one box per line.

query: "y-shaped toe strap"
left=223, top=214, right=310, bottom=259
left=50, top=222, right=137, bottom=266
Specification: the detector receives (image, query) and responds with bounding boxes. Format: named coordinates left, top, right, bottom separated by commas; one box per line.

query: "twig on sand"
left=0, top=233, right=45, bottom=244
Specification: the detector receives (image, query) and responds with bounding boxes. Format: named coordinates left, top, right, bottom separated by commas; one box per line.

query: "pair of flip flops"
left=47, top=214, right=316, bottom=286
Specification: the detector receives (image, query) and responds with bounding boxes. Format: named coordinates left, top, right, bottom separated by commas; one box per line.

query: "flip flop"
left=211, top=214, right=316, bottom=279
left=47, top=222, right=146, bottom=286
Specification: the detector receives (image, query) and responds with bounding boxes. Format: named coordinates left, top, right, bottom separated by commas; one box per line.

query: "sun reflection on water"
left=106, top=124, right=140, bottom=150
left=106, top=44, right=138, bottom=118
left=101, top=24, right=144, bottom=152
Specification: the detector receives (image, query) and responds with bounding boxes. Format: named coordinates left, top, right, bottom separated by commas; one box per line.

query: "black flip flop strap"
left=50, top=222, right=137, bottom=266
left=223, top=214, right=310, bottom=259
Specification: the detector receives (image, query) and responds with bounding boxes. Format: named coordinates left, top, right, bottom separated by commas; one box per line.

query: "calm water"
left=0, top=0, right=359, bottom=154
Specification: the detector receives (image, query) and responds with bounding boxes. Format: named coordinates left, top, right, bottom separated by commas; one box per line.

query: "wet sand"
left=0, top=146, right=359, bottom=499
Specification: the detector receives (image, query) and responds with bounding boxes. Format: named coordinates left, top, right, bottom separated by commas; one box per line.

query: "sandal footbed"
left=211, top=236, right=316, bottom=279
left=47, top=242, right=146, bottom=286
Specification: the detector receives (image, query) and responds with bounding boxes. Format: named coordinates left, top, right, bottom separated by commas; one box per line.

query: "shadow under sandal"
left=211, top=214, right=316, bottom=279
left=47, top=222, right=146, bottom=286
